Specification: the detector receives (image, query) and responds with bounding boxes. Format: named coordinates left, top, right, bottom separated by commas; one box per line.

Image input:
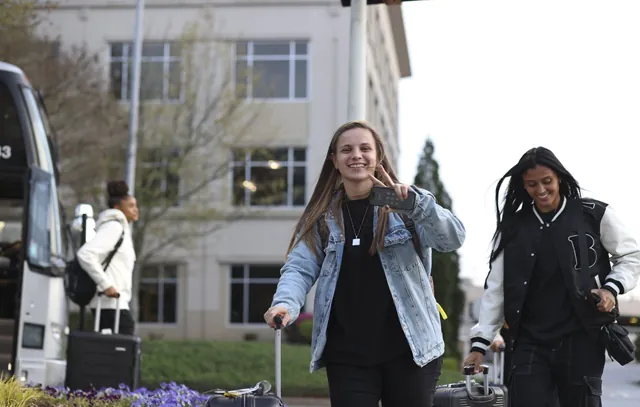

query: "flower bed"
left=1, top=378, right=211, bottom=406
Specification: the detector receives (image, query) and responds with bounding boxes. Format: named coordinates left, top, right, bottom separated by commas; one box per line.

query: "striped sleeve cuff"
left=470, top=337, right=491, bottom=355
left=604, top=279, right=624, bottom=296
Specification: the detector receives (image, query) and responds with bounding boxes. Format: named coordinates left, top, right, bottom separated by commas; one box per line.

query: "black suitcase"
left=205, top=316, right=285, bottom=406
left=434, top=364, right=508, bottom=407
left=65, top=293, right=142, bottom=390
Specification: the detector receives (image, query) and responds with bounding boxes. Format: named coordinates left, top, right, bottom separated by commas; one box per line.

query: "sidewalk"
left=284, top=397, right=330, bottom=406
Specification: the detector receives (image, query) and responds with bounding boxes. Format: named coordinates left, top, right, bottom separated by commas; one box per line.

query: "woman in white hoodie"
left=77, top=180, right=139, bottom=335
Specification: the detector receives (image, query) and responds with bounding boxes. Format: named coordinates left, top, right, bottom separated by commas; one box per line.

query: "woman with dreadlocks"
left=464, top=147, right=640, bottom=407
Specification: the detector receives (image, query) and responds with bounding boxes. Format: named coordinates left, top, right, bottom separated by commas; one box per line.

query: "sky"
left=396, top=0, right=640, bottom=299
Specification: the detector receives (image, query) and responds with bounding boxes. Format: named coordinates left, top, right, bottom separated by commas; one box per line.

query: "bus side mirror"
left=71, top=203, right=96, bottom=247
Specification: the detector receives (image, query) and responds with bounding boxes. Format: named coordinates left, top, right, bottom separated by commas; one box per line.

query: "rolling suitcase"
left=205, top=316, right=285, bottom=406
left=433, top=364, right=508, bottom=407
left=65, top=293, right=142, bottom=390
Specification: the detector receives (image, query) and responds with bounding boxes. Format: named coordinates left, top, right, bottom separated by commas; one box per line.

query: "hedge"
left=139, top=339, right=464, bottom=397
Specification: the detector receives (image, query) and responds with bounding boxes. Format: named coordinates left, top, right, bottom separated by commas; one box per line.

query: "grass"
left=140, top=339, right=464, bottom=397
left=0, top=376, right=41, bottom=407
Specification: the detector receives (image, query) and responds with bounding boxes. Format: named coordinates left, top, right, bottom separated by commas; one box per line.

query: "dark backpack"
left=65, top=220, right=125, bottom=307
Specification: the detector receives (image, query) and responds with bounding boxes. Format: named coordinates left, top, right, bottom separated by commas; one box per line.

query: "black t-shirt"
left=323, top=197, right=411, bottom=366
left=518, top=202, right=582, bottom=344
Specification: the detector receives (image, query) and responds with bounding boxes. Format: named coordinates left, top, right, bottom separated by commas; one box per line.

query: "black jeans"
left=90, top=308, right=135, bottom=335
left=509, top=331, right=604, bottom=407
left=325, top=352, right=443, bottom=407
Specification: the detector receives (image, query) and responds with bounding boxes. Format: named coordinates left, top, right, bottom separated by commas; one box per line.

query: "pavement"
left=601, top=358, right=640, bottom=407
left=284, top=359, right=640, bottom=407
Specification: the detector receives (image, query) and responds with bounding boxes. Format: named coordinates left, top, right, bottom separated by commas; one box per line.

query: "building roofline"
left=387, top=5, right=411, bottom=78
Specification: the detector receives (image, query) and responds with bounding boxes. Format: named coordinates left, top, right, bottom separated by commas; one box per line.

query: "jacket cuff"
left=470, top=337, right=491, bottom=355
left=602, top=279, right=624, bottom=297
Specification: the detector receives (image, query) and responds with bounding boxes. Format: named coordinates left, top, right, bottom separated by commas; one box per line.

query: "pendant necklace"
left=345, top=203, right=368, bottom=247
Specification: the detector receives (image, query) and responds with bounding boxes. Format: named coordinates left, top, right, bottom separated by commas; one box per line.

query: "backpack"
left=65, top=220, right=125, bottom=307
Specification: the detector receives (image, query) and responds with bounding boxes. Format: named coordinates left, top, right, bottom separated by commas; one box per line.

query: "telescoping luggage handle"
left=210, top=315, right=284, bottom=400
left=493, top=344, right=506, bottom=385
left=273, top=315, right=283, bottom=399
left=94, top=292, right=121, bottom=334
left=463, top=364, right=495, bottom=402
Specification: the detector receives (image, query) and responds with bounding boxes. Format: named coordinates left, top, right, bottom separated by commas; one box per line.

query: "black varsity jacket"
left=470, top=197, right=640, bottom=354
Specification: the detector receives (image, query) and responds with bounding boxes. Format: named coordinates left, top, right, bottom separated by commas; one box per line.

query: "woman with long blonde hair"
left=264, top=121, right=466, bottom=406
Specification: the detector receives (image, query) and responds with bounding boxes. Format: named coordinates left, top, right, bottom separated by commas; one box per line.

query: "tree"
left=1, top=0, right=129, bottom=223
left=3, top=3, right=275, bottom=320
left=413, top=138, right=465, bottom=360
left=60, top=15, right=275, bottom=319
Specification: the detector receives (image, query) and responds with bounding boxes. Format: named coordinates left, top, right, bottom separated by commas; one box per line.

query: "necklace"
left=345, top=203, right=369, bottom=247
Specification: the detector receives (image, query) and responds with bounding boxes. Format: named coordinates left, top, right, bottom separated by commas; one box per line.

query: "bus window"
left=26, top=168, right=52, bottom=269
left=21, top=87, right=53, bottom=174
left=0, top=82, right=27, bottom=168
left=21, top=86, right=63, bottom=260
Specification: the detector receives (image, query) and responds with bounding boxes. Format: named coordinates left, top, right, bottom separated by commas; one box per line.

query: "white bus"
left=0, top=61, right=89, bottom=386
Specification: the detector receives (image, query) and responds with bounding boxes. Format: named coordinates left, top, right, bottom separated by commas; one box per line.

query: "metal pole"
left=79, top=214, right=87, bottom=331
left=125, top=0, right=145, bottom=195
left=346, top=0, right=367, bottom=121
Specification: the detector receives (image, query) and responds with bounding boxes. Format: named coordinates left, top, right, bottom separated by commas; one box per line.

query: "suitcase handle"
left=94, top=292, right=121, bottom=334
left=273, top=316, right=283, bottom=399
left=493, top=344, right=506, bottom=385
left=463, top=364, right=495, bottom=401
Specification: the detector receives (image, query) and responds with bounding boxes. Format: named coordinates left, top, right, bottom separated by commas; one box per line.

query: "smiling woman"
left=466, top=146, right=640, bottom=407
left=263, top=121, right=466, bottom=407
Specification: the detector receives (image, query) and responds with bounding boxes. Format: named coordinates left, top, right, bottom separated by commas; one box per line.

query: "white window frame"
left=233, top=40, right=310, bottom=102
left=138, top=263, right=180, bottom=325
left=227, top=264, right=281, bottom=327
left=138, top=147, right=182, bottom=207
left=109, top=41, right=184, bottom=103
left=229, top=146, right=307, bottom=208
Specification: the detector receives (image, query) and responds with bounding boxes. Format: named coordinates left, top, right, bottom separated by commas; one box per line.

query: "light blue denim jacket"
left=270, top=186, right=466, bottom=373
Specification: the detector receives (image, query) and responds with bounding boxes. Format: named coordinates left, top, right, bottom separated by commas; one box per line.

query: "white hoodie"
left=76, top=208, right=136, bottom=310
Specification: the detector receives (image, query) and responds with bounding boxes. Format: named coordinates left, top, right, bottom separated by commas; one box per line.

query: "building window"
left=139, top=264, right=179, bottom=323
left=109, top=42, right=183, bottom=102
left=234, top=40, right=309, bottom=100
left=229, top=264, right=281, bottom=324
left=231, top=147, right=306, bottom=207
left=138, top=148, right=181, bottom=206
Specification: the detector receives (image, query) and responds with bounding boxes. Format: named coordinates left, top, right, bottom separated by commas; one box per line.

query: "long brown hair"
left=286, top=121, right=400, bottom=257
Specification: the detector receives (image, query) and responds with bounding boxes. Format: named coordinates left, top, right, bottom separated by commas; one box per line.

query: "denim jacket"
left=270, top=185, right=466, bottom=372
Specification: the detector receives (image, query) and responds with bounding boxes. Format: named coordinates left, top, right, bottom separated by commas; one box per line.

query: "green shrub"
left=140, top=339, right=463, bottom=397
left=0, top=376, right=42, bottom=407
left=298, top=320, right=313, bottom=344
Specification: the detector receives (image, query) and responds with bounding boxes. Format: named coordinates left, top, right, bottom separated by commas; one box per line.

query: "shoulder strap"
left=99, top=220, right=126, bottom=271
left=400, top=214, right=423, bottom=260
left=318, top=216, right=329, bottom=250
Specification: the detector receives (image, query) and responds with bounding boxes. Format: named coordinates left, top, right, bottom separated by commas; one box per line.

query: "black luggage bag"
left=205, top=316, right=285, bottom=406
left=434, top=364, right=508, bottom=407
left=65, top=293, right=142, bottom=390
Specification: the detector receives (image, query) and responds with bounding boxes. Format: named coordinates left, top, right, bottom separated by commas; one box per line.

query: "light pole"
left=124, top=0, right=145, bottom=195
left=346, top=0, right=368, bottom=121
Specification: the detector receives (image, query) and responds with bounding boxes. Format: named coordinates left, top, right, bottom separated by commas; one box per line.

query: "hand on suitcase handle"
left=273, top=315, right=283, bottom=330
left=464, top=364, right=488, bottom=376
left=98, top=291, right=120, bottom=298
left=101, top=286, right=120, bottom=298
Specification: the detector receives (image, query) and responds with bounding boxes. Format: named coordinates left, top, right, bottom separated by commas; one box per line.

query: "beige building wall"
left=41, top=0, right=410, bottom=341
